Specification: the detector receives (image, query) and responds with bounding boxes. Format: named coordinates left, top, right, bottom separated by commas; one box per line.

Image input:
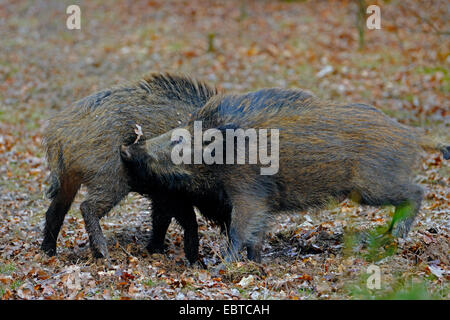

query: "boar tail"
left=46, top=172, right=60, bottom=200
left=45, top=144, right=64, bottom=200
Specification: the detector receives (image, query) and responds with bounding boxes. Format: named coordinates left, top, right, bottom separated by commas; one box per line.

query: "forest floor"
left=0, top=0, right=448, bottom=299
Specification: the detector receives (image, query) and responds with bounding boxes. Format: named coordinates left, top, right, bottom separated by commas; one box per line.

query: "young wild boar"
left=121, top=88, right=449, bottom=263
left=42, top=73, right=220, bottom=263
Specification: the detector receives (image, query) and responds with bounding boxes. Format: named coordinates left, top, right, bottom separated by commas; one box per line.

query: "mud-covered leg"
left=41, top=180, right=80, bottom=256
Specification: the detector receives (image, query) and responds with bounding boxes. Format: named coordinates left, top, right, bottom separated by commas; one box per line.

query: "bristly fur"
left=41, top=72, right=218, bottom=262
left=121, top=87, right=432, bottom=263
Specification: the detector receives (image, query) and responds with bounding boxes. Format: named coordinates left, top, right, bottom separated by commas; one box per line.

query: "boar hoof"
left=41, top=243, right=57, bottom=256
left=146, top=243, right=165, bottom=254
left=91, top=242, right=109, bottom=260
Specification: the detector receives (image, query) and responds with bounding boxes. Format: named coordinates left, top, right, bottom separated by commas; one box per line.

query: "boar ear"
left=120, top=145, right=133, bottom=161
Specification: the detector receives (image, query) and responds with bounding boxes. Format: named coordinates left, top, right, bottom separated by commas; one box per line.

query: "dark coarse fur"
left=121, top=87, right=449, bottom=263
left=42, top=73, right=219, bottom=263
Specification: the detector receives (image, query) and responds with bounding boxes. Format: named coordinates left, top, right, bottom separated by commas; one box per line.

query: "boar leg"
left=358, top=182, right=423, bottom=238
left=175, top=207, right=199, bottom=264
left=223, top=195, right=269, bottom=263
left=41, top=178, right=80, bottom=256
left=246, top=231, right=264, bottom=263
left=147, top=203, right=172, bottom=255
left=80, top=200, right=110, bottom=259
left=150, top=196, right=199, bottom=263
left=80, top=188, right=128, bottom=259
left=389, top=184, right=423, bottom=238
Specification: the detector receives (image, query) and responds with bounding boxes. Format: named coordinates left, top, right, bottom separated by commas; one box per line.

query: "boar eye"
left=171, top=136, right=184, bottom=146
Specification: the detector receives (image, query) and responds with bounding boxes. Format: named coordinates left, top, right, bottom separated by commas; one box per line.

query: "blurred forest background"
left=0, top=0, right=448, bottom=299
